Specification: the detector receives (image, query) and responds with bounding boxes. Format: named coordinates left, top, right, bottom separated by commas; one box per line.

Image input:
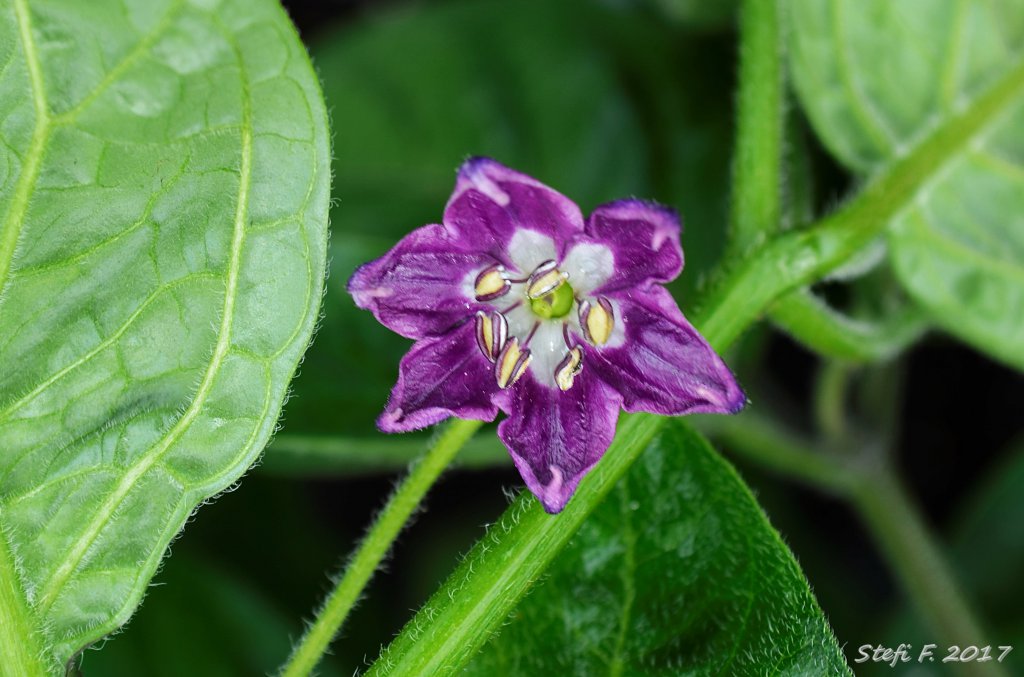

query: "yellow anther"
left=555, top=346, right=584, bottom=391
left=475, top=310, right=508, bottom=362
left=474, top=265, right=510, bottom=302
left=495, top=337, right=532, bottom=388
left=525, top=260, right=568, bottom=299
left=580, top=297, right=614, bottom=346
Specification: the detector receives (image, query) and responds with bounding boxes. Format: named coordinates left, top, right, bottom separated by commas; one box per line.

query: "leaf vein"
left=32, top=15, right=256, bottom=614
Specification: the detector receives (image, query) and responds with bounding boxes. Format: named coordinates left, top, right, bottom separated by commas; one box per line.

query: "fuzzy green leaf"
left=0, top=0, right=330, bottom=671
left=787, top=0, right=1024, bottom=370
left=464, top=422, right=849, bottom=675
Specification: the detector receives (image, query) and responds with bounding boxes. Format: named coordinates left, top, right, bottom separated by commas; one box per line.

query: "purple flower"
left=349, top=158, right=745, bottom=513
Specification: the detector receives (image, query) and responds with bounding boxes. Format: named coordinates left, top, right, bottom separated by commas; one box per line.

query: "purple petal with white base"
left=444, top=157, right=584, bottom=265
left=350, top=158, right=745, bottom=515
left=585, top=286, right=746, bottom=415
left=498, top=371, right=622, bottom=514
left=378, top=321, right=501, bottom=432
left=348, top=224, right=489, bottom=339
left=583, top=199, right=684, bottom=293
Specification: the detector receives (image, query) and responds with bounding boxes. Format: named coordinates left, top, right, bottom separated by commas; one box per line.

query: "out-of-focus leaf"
left=285, top=0, right=735, bottom=435
left=78, top=476, right=353, bottom=676
left=950, top=438, right=1024, bottom=663
left=0, top=0, right=329, bottom=670
left=78, top=553, right=294, bottom=677
left=461, top=423, right=850, bottom=675
left=869, top=439, right=1024, bottom=676
left=786, top=0, right=1024, bottom=370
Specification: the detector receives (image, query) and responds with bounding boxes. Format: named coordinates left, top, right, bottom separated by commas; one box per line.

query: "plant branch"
left=727, top=0, right=784, bottom=255
left=771, top=289, right=929, bottom=363
left=278, top=418, right=484, bottom=677
left=261, top=431, right=508, bottom=477
left=693, top=55, right=1024, bottom=350
left=366, top=414, right=664, bottom=676
left=698, top=413, right=855, bottom=495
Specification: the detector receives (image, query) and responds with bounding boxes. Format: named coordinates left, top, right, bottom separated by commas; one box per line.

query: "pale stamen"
left=525, top=260, right=569, bottom=299
left=579, top=297, right=614, bottom=346
left=474, top=264, right=511, bottom=302
left=555, top=346, right=584, bottom=391
left=495, top=337, right=532, bottom=388
left=475, top=310, right=508, bottom=362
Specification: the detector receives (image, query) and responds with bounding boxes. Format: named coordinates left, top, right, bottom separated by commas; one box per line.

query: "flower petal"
left=378, top=320, right=500, bottom=431
left=585, top=286, right=745, bottom=415
left=498, top=371, right=622, bottom=513
left=583, top=199, right=684, bottom=292
left=348, top=224, right=489, bottom=339
left=444, top=157, right=584, bottom=267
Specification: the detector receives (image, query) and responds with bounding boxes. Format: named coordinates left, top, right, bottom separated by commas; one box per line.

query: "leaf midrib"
left=0, top=0, right=50, bottom=306
left=0, top=4, right=55, bottom=675
left=30, top=17, right=255, bottom=617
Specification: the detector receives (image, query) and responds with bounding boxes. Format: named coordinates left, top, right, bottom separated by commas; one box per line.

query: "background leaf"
left=0, top=0, right=329, bottom=668
left=786, top=0, right=1024, bottom=370
left=465, top=422, right=850, bottom=675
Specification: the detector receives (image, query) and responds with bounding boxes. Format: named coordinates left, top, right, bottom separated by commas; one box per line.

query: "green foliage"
left=285, top=0, right=736, bottom=435
left=949, top=439, right=1024, bottom=671
left=465, top=423, right=850, bottom=676
left=0, top=0, right=329, bottom=671
left=786, top=0, right=1024, bottom=370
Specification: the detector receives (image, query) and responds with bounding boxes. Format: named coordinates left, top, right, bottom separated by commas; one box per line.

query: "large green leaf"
left=285, top=0, right=736, bottom=436
left=0, top=0, right=329, bottom=671
left=787, top=0, right=1024, bottom=370
left=464, top=423, right=848, bottom=675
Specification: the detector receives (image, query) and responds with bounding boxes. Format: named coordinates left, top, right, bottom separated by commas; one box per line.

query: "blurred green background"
left=79, top=1, right=1024, bottom=674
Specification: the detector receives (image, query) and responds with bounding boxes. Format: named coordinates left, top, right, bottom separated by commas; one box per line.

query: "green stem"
left=261, top=431, right=507, bottom=477
left=279, top=418, right=484, bottom=677
left=0, top=521, right=50, bottom=677
left=698, top=414, right=855, bottom=495
left=814, top=360, right=852, bottom=443
left=771, top=289, right=928, bottom=363
left=727, top=0, right=784, bottom=255
left=694, top=55, right=1024, bottom=350
left=367, top=414, right=663, bottom=676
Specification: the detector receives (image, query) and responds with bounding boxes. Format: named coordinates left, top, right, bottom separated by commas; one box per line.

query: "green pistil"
left=530, top=281, right=574, bottom=319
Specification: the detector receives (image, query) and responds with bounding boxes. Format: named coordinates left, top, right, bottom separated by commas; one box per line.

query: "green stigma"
left=530, top=280, right=574, bottom=319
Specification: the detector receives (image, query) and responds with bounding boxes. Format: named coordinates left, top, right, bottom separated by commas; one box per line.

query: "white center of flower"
left=469, top=230, right=620, bottom=390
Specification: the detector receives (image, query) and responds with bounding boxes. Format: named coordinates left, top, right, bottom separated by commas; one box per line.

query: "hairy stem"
left=279, top=418, right=484, bottom=677
left=771, top=289, right=929, bottom=363
left=366, top=414, right=663, bottom=676
left=728, top=0, right=784, bottom=254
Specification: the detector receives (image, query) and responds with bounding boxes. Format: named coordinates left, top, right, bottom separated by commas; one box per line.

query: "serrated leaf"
left=787, top=0, right=1024, bottom=370
left=0, top=0, right=329, bottom=671
left=464, top=423, right=850, bottom=675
